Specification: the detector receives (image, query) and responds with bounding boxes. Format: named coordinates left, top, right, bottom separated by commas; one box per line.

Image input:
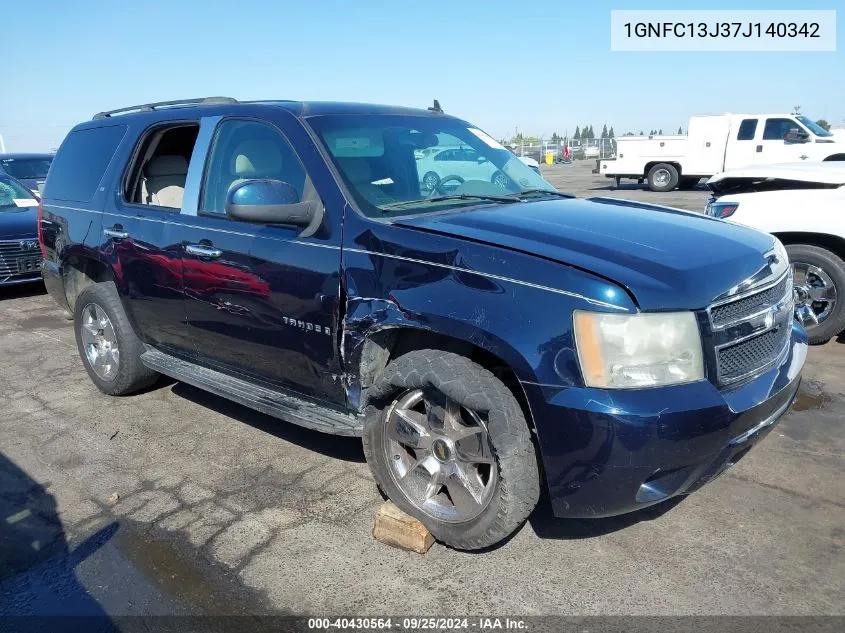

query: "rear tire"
left=362, top=349, right=540, bottom=550
left=73, top=281, right=158, bottom=396
left=786, top=244, right=845, bottom=344
left=647, top=163, right=679, bottom=192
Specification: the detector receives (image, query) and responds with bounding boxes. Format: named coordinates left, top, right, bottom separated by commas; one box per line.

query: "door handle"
left=103, top=227, right=129, bottom=239
left=185, top=244, right=223, bottom=258
left=756, top=145, right=763, bottom=153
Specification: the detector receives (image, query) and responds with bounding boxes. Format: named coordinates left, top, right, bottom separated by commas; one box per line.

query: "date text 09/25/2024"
left=307, top=617, right=528, bottom=630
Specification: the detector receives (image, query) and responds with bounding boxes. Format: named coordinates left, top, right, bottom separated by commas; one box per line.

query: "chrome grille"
left=0, top=239, right=41, bottom=277
left=708, top=270, right=793, bottom=386
left=710, top=276, right=789, bottom=328
left=717, top=326, right=791, bottom=384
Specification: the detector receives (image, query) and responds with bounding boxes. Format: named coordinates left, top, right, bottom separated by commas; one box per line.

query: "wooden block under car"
left=372, top=501, right=435, bottom=553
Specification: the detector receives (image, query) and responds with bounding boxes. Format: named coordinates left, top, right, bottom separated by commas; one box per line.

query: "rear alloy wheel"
left=363, top=349, right=540, bottom=550
left=80, top=303, right=120, bottom=382
left=74, top=281, right=158, bottom=395
left=647, top=163, right=679, bottom=192
left=786, top=244, right=845, bottom=344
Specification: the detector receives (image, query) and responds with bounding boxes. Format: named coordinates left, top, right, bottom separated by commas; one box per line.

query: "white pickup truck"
left=601, top=113, right=845, bottom=192
left=705, top=162, right=845, bottom=344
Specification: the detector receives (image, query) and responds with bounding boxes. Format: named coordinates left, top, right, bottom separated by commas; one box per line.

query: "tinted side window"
left=736, top=119, right=758, bottom=141
left=200, top=120, right=306, bottom=216
left=763, top=118, right=796, bottom=141
left=44, top=126, right=127, bottom=202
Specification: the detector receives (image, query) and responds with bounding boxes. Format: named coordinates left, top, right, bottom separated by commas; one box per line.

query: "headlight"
left=573, top=310, right=705, bottom=389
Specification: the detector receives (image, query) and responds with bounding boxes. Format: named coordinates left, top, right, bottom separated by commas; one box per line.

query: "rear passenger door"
left=104, top=121, right=200, bottom=355
left=724, top=118, right=758, bottom=170
left=177, top=116, right=346, bottom=406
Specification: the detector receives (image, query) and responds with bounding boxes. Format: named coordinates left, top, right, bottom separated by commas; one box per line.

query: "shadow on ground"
left=0, top=282, right=46, bottom=301
left=0, top=452, right=118, bottom=628
left=170, top=382, right=366, bottom=463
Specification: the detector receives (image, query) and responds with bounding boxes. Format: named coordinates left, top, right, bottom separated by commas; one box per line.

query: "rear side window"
left=44, top=125, right=127, bottom=202
left=736, top=119, right=757, bottom=141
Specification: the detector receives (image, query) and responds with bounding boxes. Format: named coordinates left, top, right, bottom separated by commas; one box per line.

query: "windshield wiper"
left=380, top=194, right=519, bottom=212
left=508, top=189, right=576, bottom=200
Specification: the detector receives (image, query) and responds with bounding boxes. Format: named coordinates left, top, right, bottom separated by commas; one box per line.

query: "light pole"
left=0, top=134, right=5, bottom=153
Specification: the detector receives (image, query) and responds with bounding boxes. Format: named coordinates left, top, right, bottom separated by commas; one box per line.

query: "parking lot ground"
left=1, top=206, right=844, bottom=615
left=540, top=160, right=711, bottom=212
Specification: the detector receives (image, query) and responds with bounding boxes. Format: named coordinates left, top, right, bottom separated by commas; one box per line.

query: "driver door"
left=754, top=117, right=810, bottom=164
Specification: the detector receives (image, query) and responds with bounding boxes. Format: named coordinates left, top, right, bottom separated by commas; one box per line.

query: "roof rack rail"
left=92, top=96, right=238, bottom=120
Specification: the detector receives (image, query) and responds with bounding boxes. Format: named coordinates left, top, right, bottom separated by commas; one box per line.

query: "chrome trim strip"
left=708, top=270, right=790, bottom=312
left=710, top=246, right=789, bottom=303
left=344, top=247, right=629, bottom=310
left=181, top=115, right=222, bottom=217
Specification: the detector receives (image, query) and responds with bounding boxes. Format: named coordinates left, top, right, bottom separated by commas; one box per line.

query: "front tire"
left=786, top=244, right=845, bottom=344
left=73, top=281, right=158, bottom=395
left=362, top=349, right=540, bottom=550
left=647, top=163, right=679, bottom=192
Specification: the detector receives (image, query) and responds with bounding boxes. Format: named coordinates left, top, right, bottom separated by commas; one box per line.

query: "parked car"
left=416, top=146, right=510, bottom=191
left=602, top=113, right=845, bottom=192
left=40, top=97, right=806, bottom=550
left=0, top=175, right=42, bottom=286
left=0, top=153, right=54, bottom=196
left=706, top=162, right=845, bottom=344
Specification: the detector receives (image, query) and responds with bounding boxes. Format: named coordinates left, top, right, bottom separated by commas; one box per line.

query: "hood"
left=395, top=197, right=777, bottom=311
left=0, top=207, right=39, bottom=240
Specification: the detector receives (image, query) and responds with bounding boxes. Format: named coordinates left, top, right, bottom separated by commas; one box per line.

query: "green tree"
left=574, top=126, right=581, bottom=140
left=677, top=126, right=683, bottom=135
left=587, top=125, right=595, bottom=139
left=658, top=128, right=663, bottom=135
left=639, top=130, right=644, bottom=135
left=816, top=119, right=831, bottom=131
left=608, top=127, right=615, bottom=138
left=551, top=132, right=560, bottom=143
left=601, top=124, right=608, bottom=138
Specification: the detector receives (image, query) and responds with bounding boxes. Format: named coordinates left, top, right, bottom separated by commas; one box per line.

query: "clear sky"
left=1, top=0, right=842, bottom=151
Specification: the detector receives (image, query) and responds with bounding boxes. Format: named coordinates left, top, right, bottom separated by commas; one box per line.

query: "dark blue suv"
left=39, top=97, right=807, bottom=550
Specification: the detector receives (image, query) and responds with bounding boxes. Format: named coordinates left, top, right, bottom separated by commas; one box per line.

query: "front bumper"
left=524, top=320, right=807, bottom=518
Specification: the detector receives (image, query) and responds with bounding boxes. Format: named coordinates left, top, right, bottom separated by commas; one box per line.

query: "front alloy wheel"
left=384, top=388, right=497, bottom=523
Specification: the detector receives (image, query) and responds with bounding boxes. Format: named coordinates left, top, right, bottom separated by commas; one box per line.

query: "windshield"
left=308, top=114, right=556, bottom=217
left=0, top=176, right=38, bottom=212
left=797, top=116, right=833, bottom=137
left=0, top=157, right=52, bottom=180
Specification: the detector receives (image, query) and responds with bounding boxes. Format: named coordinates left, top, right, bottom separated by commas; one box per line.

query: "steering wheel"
left=427, top=175, right=465, bottom=198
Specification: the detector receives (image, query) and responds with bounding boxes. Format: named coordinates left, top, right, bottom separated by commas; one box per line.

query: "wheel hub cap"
left=792, top=262, right=837, bottom=330
left=383, top=388, right=498, bottom=523
left=80, top=303, right=120, bottom=381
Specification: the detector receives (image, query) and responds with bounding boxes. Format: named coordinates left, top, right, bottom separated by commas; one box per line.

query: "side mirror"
left=785, top=127, right=809, bottom=143
left=225, top=179, right=316, bottom=227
